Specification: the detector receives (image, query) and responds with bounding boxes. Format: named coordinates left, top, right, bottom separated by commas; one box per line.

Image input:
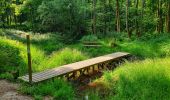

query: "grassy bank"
left=87, top=57, right=170, bottom=100
left=0, top=29, right=170, bottom=99
left=20, top=79, right=75, bottom=100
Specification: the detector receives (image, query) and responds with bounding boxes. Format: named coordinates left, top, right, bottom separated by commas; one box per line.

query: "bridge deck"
left=19, top=52, right=130, bottom=83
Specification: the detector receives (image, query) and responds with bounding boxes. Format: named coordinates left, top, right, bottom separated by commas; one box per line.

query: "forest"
left=1, top=0, right=170, bottom=36
left=0, top=0, right=170, bottom=100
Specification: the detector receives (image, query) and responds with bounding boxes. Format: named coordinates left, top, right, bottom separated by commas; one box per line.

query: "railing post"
left=26, top=35, right=32, bottom=83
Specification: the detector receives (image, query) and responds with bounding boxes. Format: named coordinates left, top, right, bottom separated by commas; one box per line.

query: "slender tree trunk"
left=104, top=0, right=107, bottom=34
left=135, top=0, right=139, bottom=37
left=2, top=14, right=5, bottom=28
left=116, top=0, right=120, bottom=32
left=126, top=0, right=130, bottom=38
left=141, top=0, right=145, bottom=34
left=159, top=0, right=163, bottom=32
left=9, top=14, right=12, bottom=26
left=108, top=0, right=111, bottom=32
left=7, top=15, right=9, bottom=26
left=14, top=15, right=17, bottom=26
left=157, top=0, right=163, bottom=33
left=92, top=0, right=97, bottom=34
left=167, top=1, right=170, bottom=33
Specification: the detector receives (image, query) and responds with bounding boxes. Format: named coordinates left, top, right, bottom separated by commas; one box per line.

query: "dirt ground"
left=0, top=80, right=33, bottom=100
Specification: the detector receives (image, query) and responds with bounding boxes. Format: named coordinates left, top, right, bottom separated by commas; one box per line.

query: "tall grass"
left=36, top=48, right=89, bottom=71
left=0, top=29, right=89, bottom=75
left=114, top=58, right=170, bottom=100
left=0, top=38, right=88, bottom=75
left=93, top=57, right=170, bottom=100
left=20, top=79, right=75, bottom=100
left=119, top=39, right=170, bottom=58
left=0, top=37, right=47, bottom=76
left=1, top=29, right=170, bottom=99
left=0, top=38, right=22, bottom=78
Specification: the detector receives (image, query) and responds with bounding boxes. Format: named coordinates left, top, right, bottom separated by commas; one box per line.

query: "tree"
left=92, top=0, right=97, bottom=34
left=155, top=0, right=163, bottom=33
left=167, top=0, right=170, bottom=33
left=126, top=0, right=130, bottom=38
left=135, top=0, right=139, bottom=37
left=38, top=0, right=85, bottom=36
left=116, top=0, right=120, bottom=32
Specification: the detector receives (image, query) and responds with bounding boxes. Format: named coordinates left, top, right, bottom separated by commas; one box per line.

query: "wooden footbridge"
left=19, top=52, right=130, bottom=83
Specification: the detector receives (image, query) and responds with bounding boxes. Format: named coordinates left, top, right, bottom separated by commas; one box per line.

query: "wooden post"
left=93, top=65, right=95, bottom=72
left=26, top=35, right=32, bottom=83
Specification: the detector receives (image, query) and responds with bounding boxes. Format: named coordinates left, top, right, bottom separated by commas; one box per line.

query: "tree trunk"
left=92, top=0, right=97, bottom=34
left=7, top=15, right=9, bottom=26
left=135, top=0, right=139, bottom=37
left=2, top=14, right=5, bottom=28
left=141, top=0, right=145, bottom=34
left=116, top=0, right=120, bottom=32
left=104, top=0, right=107, bottom=34
left=126, top=0, right=130, bottom=38
left=108, top=0, right=111, bottom=32
left=159, top=0, right=163, bottom=32
left=167, top=1, right=170, bottom=33
left=157, top=0, right=163, bottom=33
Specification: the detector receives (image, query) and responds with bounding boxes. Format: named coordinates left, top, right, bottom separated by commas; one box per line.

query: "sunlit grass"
left=36, top=48, right=89, bottom=71
left=93, top=57, right=170, bottom=100
left=1, top=29, right=170, bottom=99
left=20, top=79, right=75, bottom=100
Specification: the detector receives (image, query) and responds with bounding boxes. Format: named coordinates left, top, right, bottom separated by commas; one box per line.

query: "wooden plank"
left=19, top=52, right=130, bottom=83
left=83, top=45, right=101, bottom=47
left=83, top=41, right=101, bottom=44
left=20, top=52, right=129, bottom=82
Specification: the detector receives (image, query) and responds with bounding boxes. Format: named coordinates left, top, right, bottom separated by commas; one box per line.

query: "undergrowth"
left=90, top=57, right=170, bottom=100
left=0, top=29, right=170, bottom=99
left=20, top=79, right=75, bottom=100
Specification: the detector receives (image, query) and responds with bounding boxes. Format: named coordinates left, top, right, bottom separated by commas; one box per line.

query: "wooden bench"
left=83, top=42, right=102, bottom=47
left=19, top=52, right=130, bottom=83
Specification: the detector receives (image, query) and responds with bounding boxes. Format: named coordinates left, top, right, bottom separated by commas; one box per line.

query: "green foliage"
left=0, top=37, right=48, bottom=76
left=112, top=58, right=170, bottom=100
left=0, top=29, right=170, bottom=99
left=20, top=79, right=75, bottom=100
left=37, top=48, right=89, bottom=71
left=29, top=33, right=64, bottom=54
left=34, top=95, right=43, bottom=100
left=86, top=91, right=100, bottom=100
left=91, top=57, right=170, bottom=100
left=0, top=38, right=22, bottom=73
left=119, top=34, right=170, bottom=58
left=1, top=0, right=170, bottom=39
left=0, top=30, right=90, bottom=75
left=37, top=0, right=85, bottom=35
left=0, top=29, right=5, bottom=36
left=81, top=34, right=99, bottom=42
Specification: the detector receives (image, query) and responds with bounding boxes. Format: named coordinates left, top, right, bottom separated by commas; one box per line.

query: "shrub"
left=0, top=29, right=5, bottom=36
left=81, top=34, right=99, bottom=42
left=0, top=38, right=22, bottom=73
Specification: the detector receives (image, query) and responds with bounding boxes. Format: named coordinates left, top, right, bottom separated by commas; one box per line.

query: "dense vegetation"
left=87, top=57, right=170, bottom=100
left=0, top=0, right=170, bottom=99
left=1, top=0, right=170, bottom=38
left=0, top=29, right=170, bottom=99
